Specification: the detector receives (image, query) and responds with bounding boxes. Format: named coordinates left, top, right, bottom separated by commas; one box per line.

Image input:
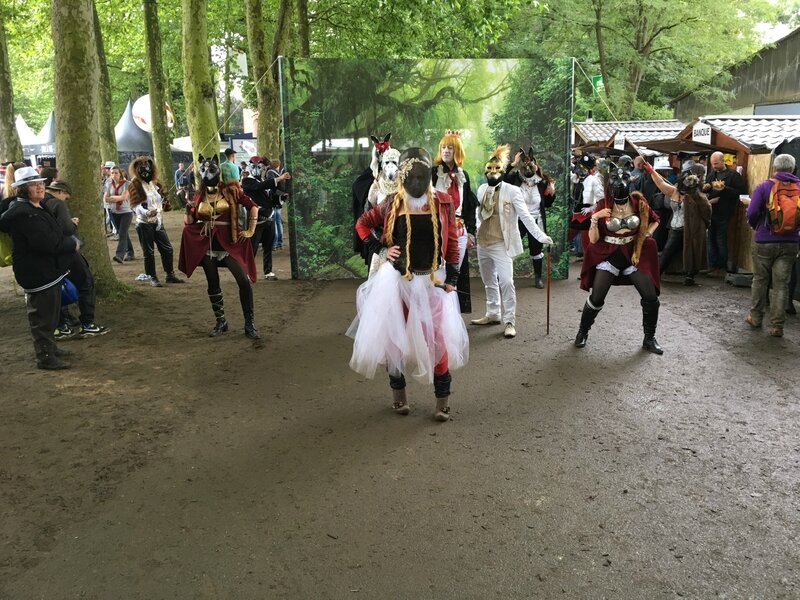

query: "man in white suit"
left=471, top=145, right=554, bottom=338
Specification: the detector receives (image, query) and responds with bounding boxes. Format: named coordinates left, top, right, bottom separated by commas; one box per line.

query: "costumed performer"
left=471, top=144, right=554, bottom=339
left=178, top=155, right=261, bottom=339
left=432, top=129, right=478, bottom=312
left=127, top=156, right=184, bottom=287
left=504, top=147, right=556, bottom=289
left=348, top=147, right=468, bottom=422
left=574, top=162, right=663, bottom=354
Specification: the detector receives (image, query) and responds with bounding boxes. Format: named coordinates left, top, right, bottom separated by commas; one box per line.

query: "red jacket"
left=355, top=190, right=459, bottom=266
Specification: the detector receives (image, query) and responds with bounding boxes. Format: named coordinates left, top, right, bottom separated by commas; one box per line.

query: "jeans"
left=750, top=242, right=796, bottom=329
left=136, top=222, right=174, bottom=279
left=708, top=218, right=729, bottom=271
left=110, top=212, right=135, bottom=260
left=274, top=209, right=284, bottom=248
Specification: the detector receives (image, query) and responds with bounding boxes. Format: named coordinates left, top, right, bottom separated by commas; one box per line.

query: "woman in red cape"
left=178, top=155, right=260, bottom=339
left=575, top=162, right=664, bottom=354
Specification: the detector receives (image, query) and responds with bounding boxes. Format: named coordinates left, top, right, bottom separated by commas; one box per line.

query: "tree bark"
left=297, top=0, right=310, bottom=57
left=591, top=0, right=613, bottom=107
left=51, top=0, right=121, bottom=296
left=182, top=0, right=219, bottom=165
left=143, top=0, right=176, bottom=204
left=93, top=2, right=118, bottom=165
left=0, top=17, right=23, bottom=163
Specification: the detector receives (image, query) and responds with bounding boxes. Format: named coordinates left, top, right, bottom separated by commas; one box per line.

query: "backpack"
left=767, top=178, right=800, bottom=233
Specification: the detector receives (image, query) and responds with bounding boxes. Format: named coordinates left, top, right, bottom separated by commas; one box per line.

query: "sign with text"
left=613, top=132, right=626, bottom=150
left=591, top=75, right=604, bottom=96
left=692, top=122, right=712, bottom=145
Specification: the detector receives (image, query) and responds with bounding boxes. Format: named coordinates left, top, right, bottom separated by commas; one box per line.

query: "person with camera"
left=242, top=156, right=291, bottom=280
left=0, top=167, right=79, bottom=369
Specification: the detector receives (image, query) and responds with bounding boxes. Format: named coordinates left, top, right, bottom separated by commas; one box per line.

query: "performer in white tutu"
left=348, top=147, right=468, bottom=422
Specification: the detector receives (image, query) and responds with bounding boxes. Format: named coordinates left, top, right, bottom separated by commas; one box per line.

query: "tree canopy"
left=3, top=0, right=794, bottom=133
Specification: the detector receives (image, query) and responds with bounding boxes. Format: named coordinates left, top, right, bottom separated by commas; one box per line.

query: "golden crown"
left=444, top=129, right=462, bottom=138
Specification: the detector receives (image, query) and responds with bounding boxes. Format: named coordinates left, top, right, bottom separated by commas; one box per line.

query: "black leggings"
left=200, top=254, right=253, bottom=314
left=589, top=268, right=657, bottom=307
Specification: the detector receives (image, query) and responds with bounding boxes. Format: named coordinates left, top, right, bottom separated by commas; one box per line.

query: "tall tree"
left=0, top=14, right=23, bottom=163
left=182, top=0, right=220, bottom=163
left=93, top=2, right=118, bottom=164
left=143, top=0, right=175, bottom=203
left=51, top=0, right=120, bottom=295
left=297, top=0, right=310, bottom=58
left=246, top=0, right=291, bottom=158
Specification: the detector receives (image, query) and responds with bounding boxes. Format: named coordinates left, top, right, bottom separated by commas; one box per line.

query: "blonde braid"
left=403, top=198, right=413, bottom=280
left=429, top=189, right=442, bottom=284
left=385, top=191, right=402, bottom=246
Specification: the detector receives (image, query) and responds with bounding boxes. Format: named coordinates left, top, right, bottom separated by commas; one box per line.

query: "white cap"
left=103, top=161, right=116, bottom=168
left=653, top=156, right=671, bottom=171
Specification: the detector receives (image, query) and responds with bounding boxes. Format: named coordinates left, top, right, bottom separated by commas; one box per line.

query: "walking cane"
left=546, top=246, right=551, bottom=336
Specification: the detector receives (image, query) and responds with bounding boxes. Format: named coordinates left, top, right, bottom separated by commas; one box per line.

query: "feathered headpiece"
left=486, top=144, right=511, bottom=169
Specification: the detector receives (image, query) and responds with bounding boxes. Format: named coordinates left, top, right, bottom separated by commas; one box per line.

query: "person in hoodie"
left=745, top=153, right=800, bottom=338
left=0, top=167, right=78, bottom=369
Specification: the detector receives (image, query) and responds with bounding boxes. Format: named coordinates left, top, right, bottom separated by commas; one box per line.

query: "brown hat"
left=46, top=180, right=72, bottom=195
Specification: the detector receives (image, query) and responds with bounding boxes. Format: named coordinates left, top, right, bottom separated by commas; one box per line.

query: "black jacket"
left=42, top=194, right=78, bottom=237
left=0, top=197, right=76, bottom=290
left=241, top=176, right=279, bottom=217
left=705, top=168, right=746, bottom=221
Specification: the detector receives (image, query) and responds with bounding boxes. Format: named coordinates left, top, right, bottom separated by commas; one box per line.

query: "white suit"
left=474, top=181, right=551, bottom=325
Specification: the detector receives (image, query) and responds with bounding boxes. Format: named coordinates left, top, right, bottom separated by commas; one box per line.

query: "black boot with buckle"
left=532, top=257, right=544, bottom=289
left=208, top=291, right=228, bottom=337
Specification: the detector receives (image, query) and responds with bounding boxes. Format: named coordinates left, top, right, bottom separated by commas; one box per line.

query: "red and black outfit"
left=178, top=183, right=260, bottom=338
left=576, top=191, right=664, bottom=354
left=347, top=190, right=468, bottom=407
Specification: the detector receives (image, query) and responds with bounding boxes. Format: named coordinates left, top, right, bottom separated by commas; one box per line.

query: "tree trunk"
left=143, top=0, right=176, bottom=204
left=0, top=17, right=23, bottom=163
left=222, top=42, right=233, bottom=128
left=297, top=0, right=310, bottom=57
left=51, top=0, right=121, bottom=296
left=182, top=0, right=219, bottom=165
left=93, top=2, right=118, bottom=164
left=245, top=0, right=277, bottom=158
left=591, top=0, right=613, bottom=107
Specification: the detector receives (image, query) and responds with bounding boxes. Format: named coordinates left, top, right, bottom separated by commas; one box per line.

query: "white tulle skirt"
left=347, top=263, right=469, bottom=384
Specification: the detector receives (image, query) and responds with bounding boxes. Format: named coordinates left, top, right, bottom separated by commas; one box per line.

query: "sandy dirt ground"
left=1, top=212, right=798, bottom=599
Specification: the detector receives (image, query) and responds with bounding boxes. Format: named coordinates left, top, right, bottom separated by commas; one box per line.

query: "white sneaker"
left=470, top=316, right=501, bottom=326
left=504, top=323, right=516, bottom=338
left=264, top=272, right=277, bottom=281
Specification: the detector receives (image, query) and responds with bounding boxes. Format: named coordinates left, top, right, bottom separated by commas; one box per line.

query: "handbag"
left=61, top=278, right=79, bottom=306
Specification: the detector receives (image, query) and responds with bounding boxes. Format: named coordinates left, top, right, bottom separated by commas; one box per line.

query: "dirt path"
left=1, top=222, right=798, bottom=598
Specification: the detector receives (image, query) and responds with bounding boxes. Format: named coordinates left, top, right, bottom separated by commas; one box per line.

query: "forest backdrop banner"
left=280, top=58, right=573, bottom=280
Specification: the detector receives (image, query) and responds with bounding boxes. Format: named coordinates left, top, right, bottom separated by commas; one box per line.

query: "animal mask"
left=608, top=166, right=631, bottom=204
left=380, top=148, right=401, bottom=183
left=198, top=154, right=221, bottom=187
left=136, top=159, right=154, bottom=182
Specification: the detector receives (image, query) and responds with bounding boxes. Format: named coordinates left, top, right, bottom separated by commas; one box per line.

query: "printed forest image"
left=281, top=57, right=572, bottom=280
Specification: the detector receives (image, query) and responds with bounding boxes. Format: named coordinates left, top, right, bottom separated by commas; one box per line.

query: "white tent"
left=15, top=115, right=38, bottom=146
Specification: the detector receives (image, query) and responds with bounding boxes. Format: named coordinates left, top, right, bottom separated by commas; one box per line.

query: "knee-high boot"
left=239, top=284, right=260, bottom=339
left=208, top=291, right=228, bottom=337
left=389, top=373, right=409, bottom=415
left=574, top=299, right=602, bottom=348
left=532, top=257, right=544, bottom=289
left=433, top=371, right=451, bottom=422
left=641, top=299, right=664, bottom=355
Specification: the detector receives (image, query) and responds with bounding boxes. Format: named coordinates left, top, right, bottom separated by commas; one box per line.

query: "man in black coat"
left=704, top=151, right=746, bottom=275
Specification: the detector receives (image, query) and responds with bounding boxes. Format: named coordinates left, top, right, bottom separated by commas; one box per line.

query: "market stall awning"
left=634, top=138, right=738, bottom=156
